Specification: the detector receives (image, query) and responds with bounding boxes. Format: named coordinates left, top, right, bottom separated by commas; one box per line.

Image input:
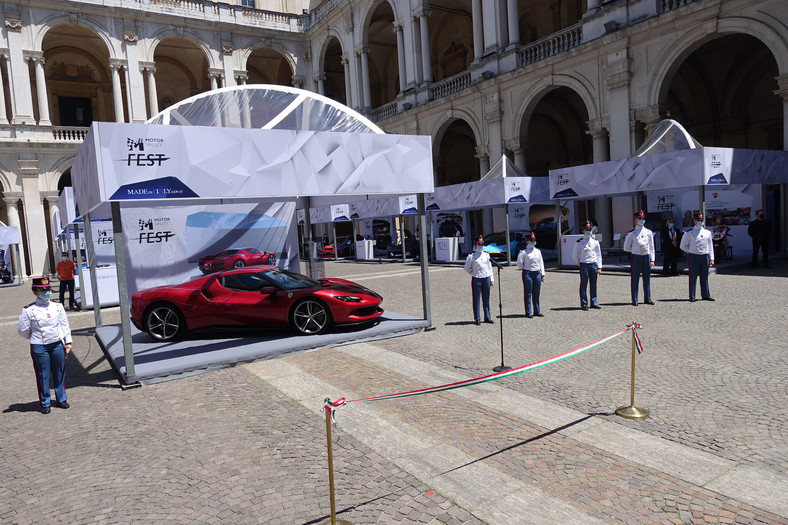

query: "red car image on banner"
left=197, top=247, right=277, bottom=274
left=130, top=266, right=384, bottom=341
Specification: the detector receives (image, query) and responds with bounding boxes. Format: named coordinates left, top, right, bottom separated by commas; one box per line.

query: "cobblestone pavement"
left=0, top=257, right=786, bottom=524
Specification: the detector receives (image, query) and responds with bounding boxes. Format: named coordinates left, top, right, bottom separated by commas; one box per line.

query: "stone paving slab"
left=1, top=257, right=786, bottom=524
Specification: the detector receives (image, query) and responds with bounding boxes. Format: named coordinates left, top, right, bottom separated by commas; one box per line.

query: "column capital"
left=234, top=70, right=248, bottom=83
left=23, top=51, right=44, bottom=63
left=139, top=61, right=156, bottom=73
left=474, top=145, right=489, bottom=160
left=109, top=58, right=128, bottom=71
left=355, top=44, right=370, bottom=56
left=503, top=138, right=521, bottom=152
left=773, top=74, right=788, bottom=100
left=633, top=105, right=666, bottom=127
left=41, top=190, right=60, bottom=203
left=3, top=192, right=23, bottom=205
left=207, top=67, right=224, bottom=79
left=412, top=7, right=432, bottom=19
left=392, top=20, right=403, bottom=32
left=586, top=117, right=609, bottom=136
left=313, top=72, right=326, bottom=83
left=18, top=159, right=39, bottom=178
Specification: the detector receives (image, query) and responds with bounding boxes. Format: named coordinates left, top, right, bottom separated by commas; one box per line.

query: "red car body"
left=130, top=266, right=383, bottom=340
left=198, top=248, right=276, bottom=274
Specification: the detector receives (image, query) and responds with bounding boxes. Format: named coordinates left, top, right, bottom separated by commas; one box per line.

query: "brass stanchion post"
left=319, top=401, right=352, bottom=525
left=615, top=325, right=649, bottom=419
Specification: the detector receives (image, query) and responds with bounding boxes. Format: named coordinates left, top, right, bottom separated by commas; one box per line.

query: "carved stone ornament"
left=221, top=43, right=233, bottom=55
left=124, top=32, right=139, bottom=43
left=4, top=18, right=22, bottom=31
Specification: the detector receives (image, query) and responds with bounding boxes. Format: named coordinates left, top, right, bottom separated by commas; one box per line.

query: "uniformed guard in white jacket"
left=515, top=232, right=545, bottom=318
left=464, top=236, right=495, bottom=325
left=572, top=221, right=603, bottom=310
left=18, top=277, right=73, bottom=414
left=623, top=210, right=655, bottom=306
left=679, top=211, right=715, bottom=302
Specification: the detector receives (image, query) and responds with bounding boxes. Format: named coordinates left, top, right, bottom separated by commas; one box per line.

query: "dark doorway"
left=58, top=96, right=93, bottom=127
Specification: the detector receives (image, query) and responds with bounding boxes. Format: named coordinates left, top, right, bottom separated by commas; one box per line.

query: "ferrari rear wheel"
left=268, top=254, right=277, bottom=266
left=144, top=303, right=185, bottom=341
left=233, top=259, right=246, bottom=268
left=291, top=299, right=332, bottom=335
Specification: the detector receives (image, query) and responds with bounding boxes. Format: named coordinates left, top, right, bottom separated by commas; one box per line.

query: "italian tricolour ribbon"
left=324, top=323, right=643, bottom=424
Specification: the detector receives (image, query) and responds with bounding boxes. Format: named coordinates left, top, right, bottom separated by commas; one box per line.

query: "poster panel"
left=74, top=122, right=434, bottom=216
left=121, top=200, right=298, bottom=295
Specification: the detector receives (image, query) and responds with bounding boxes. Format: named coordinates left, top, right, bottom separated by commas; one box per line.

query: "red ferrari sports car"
left=130, top=266, right=383, bottom=341
left=197, top=248, right=276, bottom=274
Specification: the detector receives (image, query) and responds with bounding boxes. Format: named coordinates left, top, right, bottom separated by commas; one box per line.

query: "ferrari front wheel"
left=144, top=303, right=185, bottom=341
left=291, top=299, right=331, bottom=335
left=233, top=259, right=246, bottom=268
left=267, top=254, right=277, bottom=266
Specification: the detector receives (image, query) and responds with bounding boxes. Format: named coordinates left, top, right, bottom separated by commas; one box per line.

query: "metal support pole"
left=504, top=204, right=512, bottom=265
left=324, top=403, right=337, bottom=525
left=82, top=212, right=102, bottom=327
left=417, top=194, right=433, bottom=328
left=111, top=202, right=136, bottom=382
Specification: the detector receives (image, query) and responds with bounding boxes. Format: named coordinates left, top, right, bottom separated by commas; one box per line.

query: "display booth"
left=549, top=120, right=788, bottom=267
left=72, top=85, right=435, bottom=385
left=0, top=222, right=22, bottom=286
left=425, top=155, right=564, bottom=264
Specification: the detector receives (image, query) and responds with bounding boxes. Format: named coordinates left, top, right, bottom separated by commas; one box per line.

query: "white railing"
left=52, top=127, right=88, bottom=142
left=149, top=0, right=205, bottom=12
left=301, top=0, right=342, bottom=30
left=661, top=0, right=696, bottom=13
left=368, top=101, right=398, bottom=122
left=429, top=71, right=472, bottom=100
left=519, top=23, right=582, bottom=66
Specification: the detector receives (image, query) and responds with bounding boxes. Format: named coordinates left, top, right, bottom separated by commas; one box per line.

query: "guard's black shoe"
left=591, top=305, right=601, bottom=309
left=484, top=318, right=494, bottom=324
left=581, top=306, right=589, bottom=311
left=689, top=298, right=696, bottom=302
left=55, top=401, right=70, bottom=409
left=41, top=406, right=50, bottom=414
left=645, top=300, right=655, bottom=305
left=702, top=297, right=715, bottom=301
left=535, top=313, right=544, bottom=317
left=525, top=314, right=533, bottom=319
left=631, top=301, right=638, bottom=306
left=474, top=320, right=481, bottom=325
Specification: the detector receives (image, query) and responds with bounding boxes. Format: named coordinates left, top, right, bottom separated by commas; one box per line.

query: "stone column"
left=31, top=55, right=51, bottom=125
left=605, top=50, right=632, bottom=159
left=234, top=71, right=248, bottom=85
left=393, top=22, right=407, bottom=94
left=145, top=66, right=159, bottom=117
left=588, top=122, right=612, bottom=248
left=110, top=61, right=126, bottom=123
left=7, top=15, right=36, bottom=124
left=471, top=0, right=484, bottom=61
left=19, top=160, right=47, bottom=276
left=0, top=52, right=9, bottom=123
left=43, top=192, right=60, bottom=274
left=208, top=68, right=224, bottom=90
left=123, top=28, right=148, bottom=123
left=774, top=75, right=788, bottom=151
left=314, top=72, right=326, bottom=95
left=584, top=0, right=602, bottom=17
left=341, top=55, right=352, bottom=107
left=506, top=0, right=520, bottom=47
left=415, top=8, right=432, bottom=84
left=3, top=194, right=26, bottom=280
left=357, top=45, right=372, bottom=111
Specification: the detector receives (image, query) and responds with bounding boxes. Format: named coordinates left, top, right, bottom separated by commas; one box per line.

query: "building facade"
left=1, top=0, right=786, bottom=277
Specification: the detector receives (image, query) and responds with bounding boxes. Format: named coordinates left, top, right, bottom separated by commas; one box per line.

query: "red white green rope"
left=324, top=323, right=643, bottom=425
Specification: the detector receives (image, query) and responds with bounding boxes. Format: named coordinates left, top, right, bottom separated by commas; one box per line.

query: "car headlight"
left=335, top=296, right=363, bottom=302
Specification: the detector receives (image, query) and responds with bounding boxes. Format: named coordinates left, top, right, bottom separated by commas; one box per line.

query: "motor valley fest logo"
left=110, top=137, right=197, bottom=200
left=96, top=228, right=114, bottom=245
left=125, top=137, right=169, bottom=167
left=656, top=194, right=677, bottom=211
left=137, top=216, right=175, bottom=244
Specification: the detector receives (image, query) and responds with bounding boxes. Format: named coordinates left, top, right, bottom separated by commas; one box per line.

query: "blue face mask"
left=696, top=221, right=705, bottom=228
left=584, top=231, right=592, bottom=237
left=39, top=290, right=53, bottom=301
left=527, top=241, right=535, bottom=248
left=668, top=223, right=674, bottom=228
left=637, top=219, right=645, bottom=226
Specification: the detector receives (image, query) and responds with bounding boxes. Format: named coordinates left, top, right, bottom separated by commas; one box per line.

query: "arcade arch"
left=152, top=37, right=210, bottom=112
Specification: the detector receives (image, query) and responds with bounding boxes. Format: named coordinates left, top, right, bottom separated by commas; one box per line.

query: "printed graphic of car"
left=321, top=235, right=355, bottom=257
left=482, top=230, right=530, bottom=259
left=131, top=266, right=384, bottom=340
left=197, top=248, right=277, bottom=274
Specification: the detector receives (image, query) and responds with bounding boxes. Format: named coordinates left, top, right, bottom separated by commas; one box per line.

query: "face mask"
left=61, top=256, right=68, bottom=260
left=696, top=222, right=704, bottom=228
left=668, top=223, right=674, bottom=228
left=637, top=219, right=645, bottom=226
left=39, top=290, right=53, bottom=301
left=527, top=241, right=535, bottom=248
left=584, top=231, right=592, bottom=237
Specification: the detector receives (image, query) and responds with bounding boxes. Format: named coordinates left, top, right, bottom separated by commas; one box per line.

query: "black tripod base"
left=493, top=365, right=512, bottom=372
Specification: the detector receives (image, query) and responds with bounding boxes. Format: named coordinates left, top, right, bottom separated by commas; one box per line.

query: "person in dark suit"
left=660, top=218, right=682, bottom=276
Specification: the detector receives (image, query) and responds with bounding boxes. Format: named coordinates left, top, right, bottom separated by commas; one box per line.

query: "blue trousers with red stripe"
left=471, top=277, right=492, bottom=321
left=687, top=253, right=711, bottom=300
left=630, top=254, right=651, bottom=302
left=30, top=342, right=67, bottom=408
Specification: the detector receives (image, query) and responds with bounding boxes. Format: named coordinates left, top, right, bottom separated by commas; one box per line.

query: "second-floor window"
left=241, top=0, right=255, bottom=7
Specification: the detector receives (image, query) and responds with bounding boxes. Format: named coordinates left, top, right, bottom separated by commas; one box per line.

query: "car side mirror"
left=259, top=286, right=278, bottom=296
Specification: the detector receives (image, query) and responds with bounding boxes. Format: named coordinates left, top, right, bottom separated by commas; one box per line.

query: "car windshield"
left=216, top=250, right=239, bottom=257
left=260, top=268, right=320, bottom=290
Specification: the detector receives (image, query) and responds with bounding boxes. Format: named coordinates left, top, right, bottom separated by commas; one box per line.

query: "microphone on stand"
left=489, top=258, right=503, bottom=269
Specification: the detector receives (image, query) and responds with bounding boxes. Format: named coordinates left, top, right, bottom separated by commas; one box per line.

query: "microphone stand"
left=490, top=259, right=511, bottom=372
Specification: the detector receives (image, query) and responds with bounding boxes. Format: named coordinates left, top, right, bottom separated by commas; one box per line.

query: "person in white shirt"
left=679, top=211, right=715, bottom=302
left=572, top=221, right=603, bottom=310
left=516, top=232, right=545, bottom=318
left=17, top=277, right=73, bottom=414
left=464, top=235, right=495, bottom=325
left=623, top=210, right=655, bottom=306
